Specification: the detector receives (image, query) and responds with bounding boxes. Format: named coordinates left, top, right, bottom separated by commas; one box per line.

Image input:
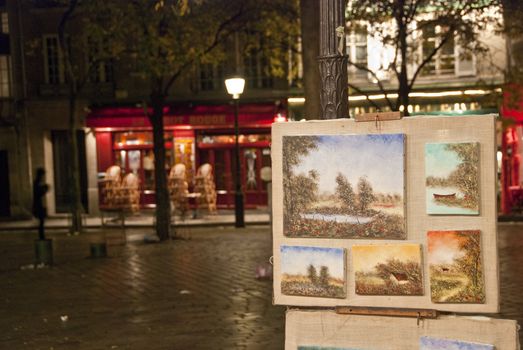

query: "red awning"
left=86, top=103, right=284, bottom=130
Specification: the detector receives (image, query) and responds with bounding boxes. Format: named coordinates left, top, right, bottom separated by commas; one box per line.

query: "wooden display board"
left=285, top=310, right=519, bottom=350
left=272, top=115, right=499, bottom=313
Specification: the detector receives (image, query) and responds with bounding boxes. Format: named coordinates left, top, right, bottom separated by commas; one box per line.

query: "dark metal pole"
left=318, top=0, right=348, bottom=119
left=233, top=98, right=245, bottom=227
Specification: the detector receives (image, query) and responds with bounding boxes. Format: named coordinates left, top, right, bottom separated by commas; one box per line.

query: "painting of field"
left=420, top=336, right=494, bottom=350
left=282, top=134, right=405, bottom=239
left=425, top=142, right=480, bottom=215
left=280, top=245, right=346, bottom=298
left=428, top=230, right=485, bottom=303
left=353, top=244, right=423, bottom=295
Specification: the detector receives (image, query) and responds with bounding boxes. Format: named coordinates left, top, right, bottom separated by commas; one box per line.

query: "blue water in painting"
left=300, top=213, right=374, bottom=224
left=420, top=336, right=494, bottom=350
left=426, top=187, right=478, bottom=215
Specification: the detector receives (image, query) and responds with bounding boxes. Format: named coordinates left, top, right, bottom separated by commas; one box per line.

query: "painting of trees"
left=425, top=142, right=479, bottom=215
left=428, top=230, right=485, bottom=303
left=357, top=177, right=375, bottom=213
left=282, top=134, right=405, bottom=239
left=282, top=136, right=319, bottom=224
left=336, top=173, right=356, bottom=212
left=446, top=143, right=480, bottom=204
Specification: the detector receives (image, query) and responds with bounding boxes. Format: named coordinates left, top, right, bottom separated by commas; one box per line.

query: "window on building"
left=346, top=25, right=368, bottom=78
left=43, top=35, right=65, bottom=84
left=87, top=38, right=113, bottom=83
left=0, top=55, right=11, bottom=97
left=199, top=62, right=224, bottom=91
left=1, top=12, right=8, bottom=34
left=244, top=48, right=273, bottom=89
left=420, top=23, right=458, bottom=76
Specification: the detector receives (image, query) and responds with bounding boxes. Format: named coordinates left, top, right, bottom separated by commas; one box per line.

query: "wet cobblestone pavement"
left=0, top=223, right=521, bottom=349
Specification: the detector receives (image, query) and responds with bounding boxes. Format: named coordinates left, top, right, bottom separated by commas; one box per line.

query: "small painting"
left=280, top=245, right=346, bottom=298
left=425, top=142, right=480, bottom=215
left=282, top=134, right=405, bottom=239
left=420, top=336, right=495, bottom=350
left=298, top=347, right=367, bottom=350
left=353, top=244, right=423, bottom=295
left=428, top=230, right=485, bottom=303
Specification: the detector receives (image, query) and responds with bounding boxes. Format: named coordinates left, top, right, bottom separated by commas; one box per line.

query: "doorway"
left=0, top=150, right=9, bottom=216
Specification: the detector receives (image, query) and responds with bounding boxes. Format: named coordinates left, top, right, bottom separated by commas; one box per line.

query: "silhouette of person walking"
left=32, top=168, right=49, bottom=240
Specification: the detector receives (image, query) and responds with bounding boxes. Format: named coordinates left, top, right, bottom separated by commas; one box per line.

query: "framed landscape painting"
left=428, top=230, right=485, bottom=303
left=280, top=245, right=346, bottom=299
left=282, top=134, right=405, bottom=239
left=425, top=142, right=480, bottom=215
left=353, top=243, right=423, bottom=296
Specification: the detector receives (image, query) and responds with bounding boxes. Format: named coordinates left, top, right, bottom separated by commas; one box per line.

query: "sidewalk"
left=0, top=208, right=271, bottom=231
left=0, top=223, right=521, bottom=349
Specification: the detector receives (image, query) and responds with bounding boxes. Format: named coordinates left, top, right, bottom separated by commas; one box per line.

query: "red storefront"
left=501, top=84, right=523, bottom=215
left=87, top=102, right=285, bottom=209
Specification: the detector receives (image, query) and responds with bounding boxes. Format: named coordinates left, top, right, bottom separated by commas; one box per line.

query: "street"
left=0, top=223, right=521, bottom=349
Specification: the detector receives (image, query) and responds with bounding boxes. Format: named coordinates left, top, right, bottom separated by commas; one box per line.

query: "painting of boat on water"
left=425, top=142, right=480, bottom=215
left=428, top=230, right=485, bottom=303
left=353, top=244, right=423, bottom=296
left=280, top=245, right=346, bottom=298
left=420, top=336, right=494, bottom=350
left=282, top=134, right=405, bottom=239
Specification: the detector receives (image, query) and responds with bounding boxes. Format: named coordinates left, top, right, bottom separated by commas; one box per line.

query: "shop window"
left=197, top=134, right=270, bottom=144
left=114, top=132, right=153, bottom=147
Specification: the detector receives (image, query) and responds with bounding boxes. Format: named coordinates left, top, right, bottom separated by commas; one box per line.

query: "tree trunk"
left=150, top=93, right=172, bottom=241
left=68, top=94, right=83, bottom=234
left=300, top=0, right=321, bottom=119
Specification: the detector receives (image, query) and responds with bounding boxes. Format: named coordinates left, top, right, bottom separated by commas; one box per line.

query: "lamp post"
left=225, top=77, right=246, bottom=228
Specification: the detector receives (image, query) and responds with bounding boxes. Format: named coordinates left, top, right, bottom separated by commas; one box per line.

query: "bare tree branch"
left=348, top=59, right=395, bottom=110
left=347, top=82, right=382, bottom=111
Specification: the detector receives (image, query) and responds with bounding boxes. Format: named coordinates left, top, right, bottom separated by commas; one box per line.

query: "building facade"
left=0, top=1, right=515, bottom=218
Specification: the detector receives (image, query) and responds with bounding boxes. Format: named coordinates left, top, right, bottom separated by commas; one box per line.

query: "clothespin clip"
left=336, top=26, right=345, bottom=55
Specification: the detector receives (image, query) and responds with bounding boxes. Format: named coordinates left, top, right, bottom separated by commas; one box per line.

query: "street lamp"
left=225, top=77, right=246, bottom=228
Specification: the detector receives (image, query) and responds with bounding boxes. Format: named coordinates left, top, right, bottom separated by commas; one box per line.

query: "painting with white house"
left=353, top=243, right=423, bottom=296
left=282, top=134, right=405, bottom=239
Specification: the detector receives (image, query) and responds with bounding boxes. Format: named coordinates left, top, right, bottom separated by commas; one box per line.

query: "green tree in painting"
left=319, top=266, right=330, bottom=288
left=446, top=143, right=479, bottom=205
left=357, top=176, right=375, bottom=213
left=336, top=173, right=356, bottom=213
left=282, top=136, right=319, bottom=221
left=307, top=264, right=318, bottom=284
left=455, top=232, right=483, bottom=290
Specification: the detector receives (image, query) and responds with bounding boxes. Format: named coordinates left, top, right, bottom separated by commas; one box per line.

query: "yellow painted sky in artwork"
left=353, top=244, right=422, bottom=273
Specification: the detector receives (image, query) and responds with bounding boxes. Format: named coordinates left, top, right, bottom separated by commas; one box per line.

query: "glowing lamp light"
left=225, top=77, right=245, bottom=99
left=273, top=114, right=287, bottom=123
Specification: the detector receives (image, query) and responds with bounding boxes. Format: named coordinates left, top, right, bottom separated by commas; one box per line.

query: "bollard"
left=90, top=242, right=107, bottom=258
left=34, top=239, right=53, bottom=266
